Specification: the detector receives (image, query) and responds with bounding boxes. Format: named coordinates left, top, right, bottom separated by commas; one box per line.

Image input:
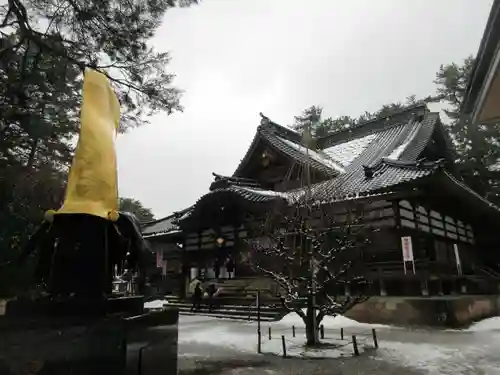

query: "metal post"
left=292, top=325, right=295, bottom=337
left=352, top=335, right=359, bottom=356
left=281, top=335, right=287, bottom=358
left=372, top=328, right=378, bottom=348
left=341, top=327, right=344, bottom=340
left=257, top=330, right=261, bottom=354
left=257, top=291, right=261, bottom=353
left=138, top=346, right=144, bottom=375
left=268, top=326, right=271, bottom=340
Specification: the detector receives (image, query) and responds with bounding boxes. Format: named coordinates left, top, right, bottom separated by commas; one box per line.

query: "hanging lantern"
left=215, top=237, right=225, bottom=247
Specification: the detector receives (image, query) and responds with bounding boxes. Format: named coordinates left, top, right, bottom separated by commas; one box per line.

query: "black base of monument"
left=0, top=296, right=179, bottom=375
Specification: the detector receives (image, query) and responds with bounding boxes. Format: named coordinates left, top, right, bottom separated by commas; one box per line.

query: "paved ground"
left=177, top=314, right=500, bottom=375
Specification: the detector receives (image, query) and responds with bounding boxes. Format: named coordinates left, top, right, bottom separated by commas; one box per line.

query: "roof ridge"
left=380, top=157, right=445, bottom=170
left=259, top=113, right=302, bottom=143
left=142, top=206, right=192, bottom=228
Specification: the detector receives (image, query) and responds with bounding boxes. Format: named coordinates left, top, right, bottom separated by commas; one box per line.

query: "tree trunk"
left=304, top=301, right=319, bottom=346
left=26, top=137, right=39, bottom=169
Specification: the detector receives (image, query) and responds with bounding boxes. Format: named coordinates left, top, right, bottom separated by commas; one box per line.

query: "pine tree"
left=434, top=56, right=500, bottom=203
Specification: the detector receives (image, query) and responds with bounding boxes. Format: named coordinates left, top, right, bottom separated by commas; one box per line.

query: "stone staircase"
left=160, top=296, right=285, bottom=321
left=157, top=277, right=288, bottom=321
left=207, top=276, right=279, bottom=299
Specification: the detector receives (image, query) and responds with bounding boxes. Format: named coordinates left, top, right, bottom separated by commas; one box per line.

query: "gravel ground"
left=177, top=315, right=500, bottom=375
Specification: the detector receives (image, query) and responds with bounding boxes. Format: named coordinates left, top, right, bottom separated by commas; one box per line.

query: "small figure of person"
left=213, top=263, right=220, bottom=280
left=191, top=282, right=202, bottom=312
left=206, top=283, right=217, bottom=312
left=226, top=256, right=235, bottom=280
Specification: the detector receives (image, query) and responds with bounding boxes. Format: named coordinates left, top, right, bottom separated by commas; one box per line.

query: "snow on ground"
left=143, top=299, right=168, bottom=309
left=377, top=339, right=500, bottom=375
left=179, top=312, right=383, bottom=359
left=276, top=309, right=390, bottom=330
left=375, top=316, right=500, bottom=374
left=465, top=316, right=500, bottom=332
left=178, top=313, right=500, bottom=374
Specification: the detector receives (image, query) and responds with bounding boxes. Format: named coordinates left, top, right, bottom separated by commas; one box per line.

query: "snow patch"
left=466, top=316, right=500, bottom=332
left=278, top=137, right=345, bottom=173
left=378, top=340, right=500, bottom=375
left=323, top=133, right=377, bottom=167
left=144, top=299, right=168, bottom=309
left=385, top=121, right=421, bottom=161
left=276, top=309, right=390, bottom=329
left=386, top=141, right=409, bottom=160
left=180, top=325, right=256, bottom=353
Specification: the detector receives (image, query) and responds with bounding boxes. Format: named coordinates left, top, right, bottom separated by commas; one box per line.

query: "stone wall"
left=345, top=295, right=500, bottom=328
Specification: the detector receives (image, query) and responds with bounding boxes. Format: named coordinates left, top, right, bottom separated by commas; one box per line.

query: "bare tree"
left=247, top=200, right=373, bottom=346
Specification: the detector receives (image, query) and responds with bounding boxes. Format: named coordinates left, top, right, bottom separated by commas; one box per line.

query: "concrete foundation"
left=0, top=298, right=178, bottom=375
left=346, top=295, right=500, bottom=328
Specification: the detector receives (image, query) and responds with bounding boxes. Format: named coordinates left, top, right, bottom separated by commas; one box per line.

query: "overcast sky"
left=116, top=0, right=494, bottom=218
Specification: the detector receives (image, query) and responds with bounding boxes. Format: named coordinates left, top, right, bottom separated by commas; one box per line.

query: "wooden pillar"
left=460, top=282, right=467, bottom=294
left=437, top=280, right=444, bottom=296
left=379, top=280, right=387, bottom=296
left=345, top=283, right=351, bottom=297
left=420, top=279, right=429, bottom=296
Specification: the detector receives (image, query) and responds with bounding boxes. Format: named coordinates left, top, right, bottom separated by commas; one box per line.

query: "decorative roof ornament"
left=259, top=112, right=270, bottom=126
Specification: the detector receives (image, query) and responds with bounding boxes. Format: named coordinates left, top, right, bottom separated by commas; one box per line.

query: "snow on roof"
left=322, top=133, right=377, bottom=167
left=386, top=121, right=422, bottom=161
left=236, top=186, right=290, bottom=198
left=277, top=137, right=346, bottom=173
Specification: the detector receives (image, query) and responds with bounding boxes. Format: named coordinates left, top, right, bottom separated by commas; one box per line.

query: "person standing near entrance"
left=206, top=283, right=217, bottom=312
left=191, top=282, right=202, bottom=312
left=213, top=263, right=220, bottom=280
left=225, top=256, right=235, bottom=280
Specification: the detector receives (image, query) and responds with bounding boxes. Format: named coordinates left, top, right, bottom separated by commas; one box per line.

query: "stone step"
left=166, top=302, right=282, bottom=317
left=155, top=297, right=286, bottom=321
left=178, top=309, right=278, bottom=322
left=165, top=295, right=283, bottom=307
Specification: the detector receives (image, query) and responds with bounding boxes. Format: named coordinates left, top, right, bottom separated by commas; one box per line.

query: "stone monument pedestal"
left=0, top=296, right=178, bottom=375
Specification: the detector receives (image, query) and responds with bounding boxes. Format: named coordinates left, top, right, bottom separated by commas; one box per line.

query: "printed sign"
left=156, top=250, right=163, bottom=268
left=401, top=236, right=414, bottom=262
left=162, top=260, right=167, bottom=276
left=453, top=243, right=462, bottom=276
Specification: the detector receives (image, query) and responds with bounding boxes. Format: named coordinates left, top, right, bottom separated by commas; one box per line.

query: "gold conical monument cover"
left=49, top=69, right=120, bottom=221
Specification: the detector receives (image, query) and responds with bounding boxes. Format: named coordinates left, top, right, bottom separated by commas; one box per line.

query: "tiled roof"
left=307, top=160, right=439, bottom=203
left=148, top=107, right=500, bottom=233
left=196, top=185, right=289, bottom=205
left=209, top=173, right=262, bottom=191
left=233, top=117, right=343, bottom=178
left=303, top=110, right=442, bottom=202
left=222, top=106, right=442, bottom=203
left=181, top=108, right=443, bottom=216
left=259, top=126, right=341, bottom=177
left=235, top=106, right=434, bottom=180
left=142, top=208, right=190, bottom=237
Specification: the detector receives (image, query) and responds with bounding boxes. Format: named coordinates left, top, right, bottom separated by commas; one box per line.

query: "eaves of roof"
left=462, top=0, right=500, bottom=115
left=259, top=127, right=341, bottom=177
left=141, top=207, right=191, bottom=237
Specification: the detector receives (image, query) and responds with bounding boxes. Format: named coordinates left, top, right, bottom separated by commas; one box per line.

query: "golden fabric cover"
left=53, top=69, right=120, bottom=220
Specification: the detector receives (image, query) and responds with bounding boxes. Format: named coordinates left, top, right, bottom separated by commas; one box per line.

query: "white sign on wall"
left=453, top=243, right=462, bottom=276
left=401, top=236, right=416, bottom=274
left=156, top=250, right=163, bottom=268
left=401, top=236, right=414, bottom=261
